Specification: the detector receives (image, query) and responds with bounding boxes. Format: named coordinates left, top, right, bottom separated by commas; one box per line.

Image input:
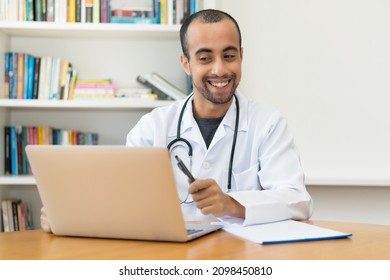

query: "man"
left=126, top=9, right=312, bottom=226
left=41, top=9, right=312, bottom=231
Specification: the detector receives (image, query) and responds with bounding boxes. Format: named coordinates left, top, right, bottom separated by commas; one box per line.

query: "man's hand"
left=188, top=179, right=245, bottom=218
left=40, top=207, right=52, bottom=233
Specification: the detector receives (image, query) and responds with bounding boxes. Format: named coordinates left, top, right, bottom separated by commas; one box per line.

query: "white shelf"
left=0, top=176, right=36, bottom=186
left=0, top=98, right=174, bottom=109
left=1, top=175, right=389, bottom=187
left=0, top=21, right=181, bottom=40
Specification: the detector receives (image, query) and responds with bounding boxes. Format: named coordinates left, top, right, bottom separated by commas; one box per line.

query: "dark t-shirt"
left=194, top=116, right=224, bottom=148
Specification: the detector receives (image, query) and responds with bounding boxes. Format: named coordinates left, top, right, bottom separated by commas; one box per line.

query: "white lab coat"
left=126, top=92, right=313, bottom=226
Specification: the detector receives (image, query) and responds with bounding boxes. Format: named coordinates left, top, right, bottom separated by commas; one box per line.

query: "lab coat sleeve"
left=126, top=112, right=156, bottom=147
left=223, top=112, right=313, bottom=226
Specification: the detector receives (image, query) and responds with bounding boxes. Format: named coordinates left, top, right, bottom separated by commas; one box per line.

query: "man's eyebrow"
left=223, top=46, right=240, bottom=53
left=194, top=46, right=240, bottom=56
left=194, top=48, right=212, bottom=56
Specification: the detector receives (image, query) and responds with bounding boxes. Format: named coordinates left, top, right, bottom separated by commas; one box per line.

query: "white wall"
left=218, top=0, right=390, bottom=225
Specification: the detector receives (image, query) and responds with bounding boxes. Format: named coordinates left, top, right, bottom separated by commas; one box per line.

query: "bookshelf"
left=0, top=20, right=189, bottom=230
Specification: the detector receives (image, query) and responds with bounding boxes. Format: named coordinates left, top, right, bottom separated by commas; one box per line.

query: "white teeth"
left=211, top=81, right=228, bottom=88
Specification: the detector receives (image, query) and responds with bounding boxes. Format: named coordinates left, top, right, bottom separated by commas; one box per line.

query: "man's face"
left=181, top=19, right=242, bottom=106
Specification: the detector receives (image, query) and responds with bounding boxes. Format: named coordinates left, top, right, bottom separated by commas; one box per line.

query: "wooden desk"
left=0, top=221, right=389, bottom=260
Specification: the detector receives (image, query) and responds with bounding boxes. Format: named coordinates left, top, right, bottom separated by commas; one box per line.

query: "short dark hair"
left=180, top=9, right=242, bottom=60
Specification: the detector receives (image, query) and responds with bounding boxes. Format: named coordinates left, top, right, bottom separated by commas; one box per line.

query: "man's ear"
left=180, top=54, right=191, bottom=76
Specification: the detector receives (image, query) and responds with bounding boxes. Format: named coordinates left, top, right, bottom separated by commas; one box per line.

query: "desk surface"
left=0, top=221, right=389, bottom=260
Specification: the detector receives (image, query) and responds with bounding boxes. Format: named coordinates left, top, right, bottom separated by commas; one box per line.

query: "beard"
left=193, top=74, right=238, bottom=105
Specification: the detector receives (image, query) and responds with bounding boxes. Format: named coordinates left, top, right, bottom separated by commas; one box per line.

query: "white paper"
left=221, top=219, right=352, bottom=244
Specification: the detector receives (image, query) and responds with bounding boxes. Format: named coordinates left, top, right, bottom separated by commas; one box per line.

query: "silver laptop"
left=25, top=145, right=222, bottom=242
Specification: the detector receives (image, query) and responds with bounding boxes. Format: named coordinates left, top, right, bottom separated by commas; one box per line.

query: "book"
left=75, top=79, right=112, bottom=84
left=27, top=0, right=34, bottom=21
left=32, top=56, right=41, bottom=99
left=26, top=54, right=35, bottom=99
left=136, top=72, right=188, bottom=100
left=46, top=0, right=55, bottom=21
left=37, top=56, right=47, bottom=99
left=57, top=0, right=68, bottom=23
left=10, top=126, right=18, bottom=175
left=75, top=0, right=82, bottom=22
left=1, top=200, right=10, bottom=232
left=59, top=60, right=69, bottom=99
left=23, top=53, right=29, bottom=99
left=34, top=0, right=42, bottom=21
left=81, top=0, right=86, bottom=23
left=16, top=125, right=23, bottom=175
left=10, top=52, right=19, bottom=99
left=4, top=52, right=10, bottom=98
left=93, top=0, right=100, bottom=23
left=11, top=200, right=21, bottom=231
left=9, top=52, right=16, bottom=98
left=85, top=0, right=93, bottom=23
left=1, top=199, right=32, bottom=232
left=22, top=126, right=29, bottom=174
left=68, top=68, right=78, bottom=99
left=100, top=0, right=109, bottom=23
left=115, top=87, right=154, bottom=99
left=68, top=0, right=76, bottom=22
left=110, top=16, right=157, bottom=24
left=49, top=57, right=61, bottom=99
left=4, top=126, right=11, bottom=175
left=111, top=8, right=153, bottom=17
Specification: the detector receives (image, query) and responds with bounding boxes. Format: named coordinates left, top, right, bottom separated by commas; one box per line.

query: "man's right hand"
left=40, top=207, right=52, bottom=233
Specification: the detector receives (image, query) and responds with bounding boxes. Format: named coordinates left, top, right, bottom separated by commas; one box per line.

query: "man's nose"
left=211, top=58, right=227, bottom=76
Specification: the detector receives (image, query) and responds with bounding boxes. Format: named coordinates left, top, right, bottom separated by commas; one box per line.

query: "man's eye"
left=199, top=56, right=211, bottom=63
left=225, top=54, right=236, bottom=60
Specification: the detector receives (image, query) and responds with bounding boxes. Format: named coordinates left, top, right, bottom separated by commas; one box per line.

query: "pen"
left=175, top=155, right=195, bottom=183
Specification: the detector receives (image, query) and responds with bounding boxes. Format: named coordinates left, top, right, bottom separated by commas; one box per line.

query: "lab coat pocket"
left=231, top=164, right=260, bottom=191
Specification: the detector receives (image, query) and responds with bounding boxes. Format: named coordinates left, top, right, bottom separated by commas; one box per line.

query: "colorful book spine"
left=9, top=53, right=16, bottom=99
left=68, top=0, right=76, bottom=22
left=93, top=0, right=100, bottom=23
left=4, top=126, right=11, bottom=175
left=3, top=125, right=100, bottom=176
left=4, top=52, right=10, bottom=98
left=23, top=53, right=29, bottom=99
left=10, top=126, right=18, bottom=175
left=110, top=17, right=158, bottom=24
left=32, top=56, right=41, bottom=99
left=1, top=0, right=199, bottom=24
left=27, top=55, right=35, bottom=99
left=1, top=199, right=33, bottom=232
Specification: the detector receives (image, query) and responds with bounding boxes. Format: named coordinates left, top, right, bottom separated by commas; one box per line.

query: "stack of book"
left=73, top=79, right=116, bottom=100
left=114, top=87, right=157, bottom=100
left=3, top=52, right=77, bottom=100
left=0, top=0, right=201, bottom=25
left=4, top=125, right=99, bottom=176
left=110, top=2, right=156, bottom=24
left=137, top=72, right=188, bottom=100
left=1, top=199, right=33, bottom=232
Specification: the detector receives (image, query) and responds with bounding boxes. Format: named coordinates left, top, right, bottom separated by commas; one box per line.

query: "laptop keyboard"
left=187, top=229, right=203, bottom=235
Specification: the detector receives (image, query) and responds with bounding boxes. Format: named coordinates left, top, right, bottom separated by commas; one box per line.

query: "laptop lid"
left=25, top=145, right=221, bottom=242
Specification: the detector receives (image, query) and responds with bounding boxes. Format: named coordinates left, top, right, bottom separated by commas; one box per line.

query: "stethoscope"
left=167, top=93, right=240, bottom=192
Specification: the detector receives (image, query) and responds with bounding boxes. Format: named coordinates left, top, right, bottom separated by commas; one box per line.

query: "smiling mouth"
left=208, top=79, right=231, bottom=88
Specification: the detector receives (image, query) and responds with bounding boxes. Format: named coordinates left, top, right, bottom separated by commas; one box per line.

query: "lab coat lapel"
left=181, top=98, right=205, bottom=148
left=208, top=95, right=240, bottom=150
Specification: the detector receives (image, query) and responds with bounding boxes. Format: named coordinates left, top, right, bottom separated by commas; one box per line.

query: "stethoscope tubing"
left=167, top=93, right=239, bottom=191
